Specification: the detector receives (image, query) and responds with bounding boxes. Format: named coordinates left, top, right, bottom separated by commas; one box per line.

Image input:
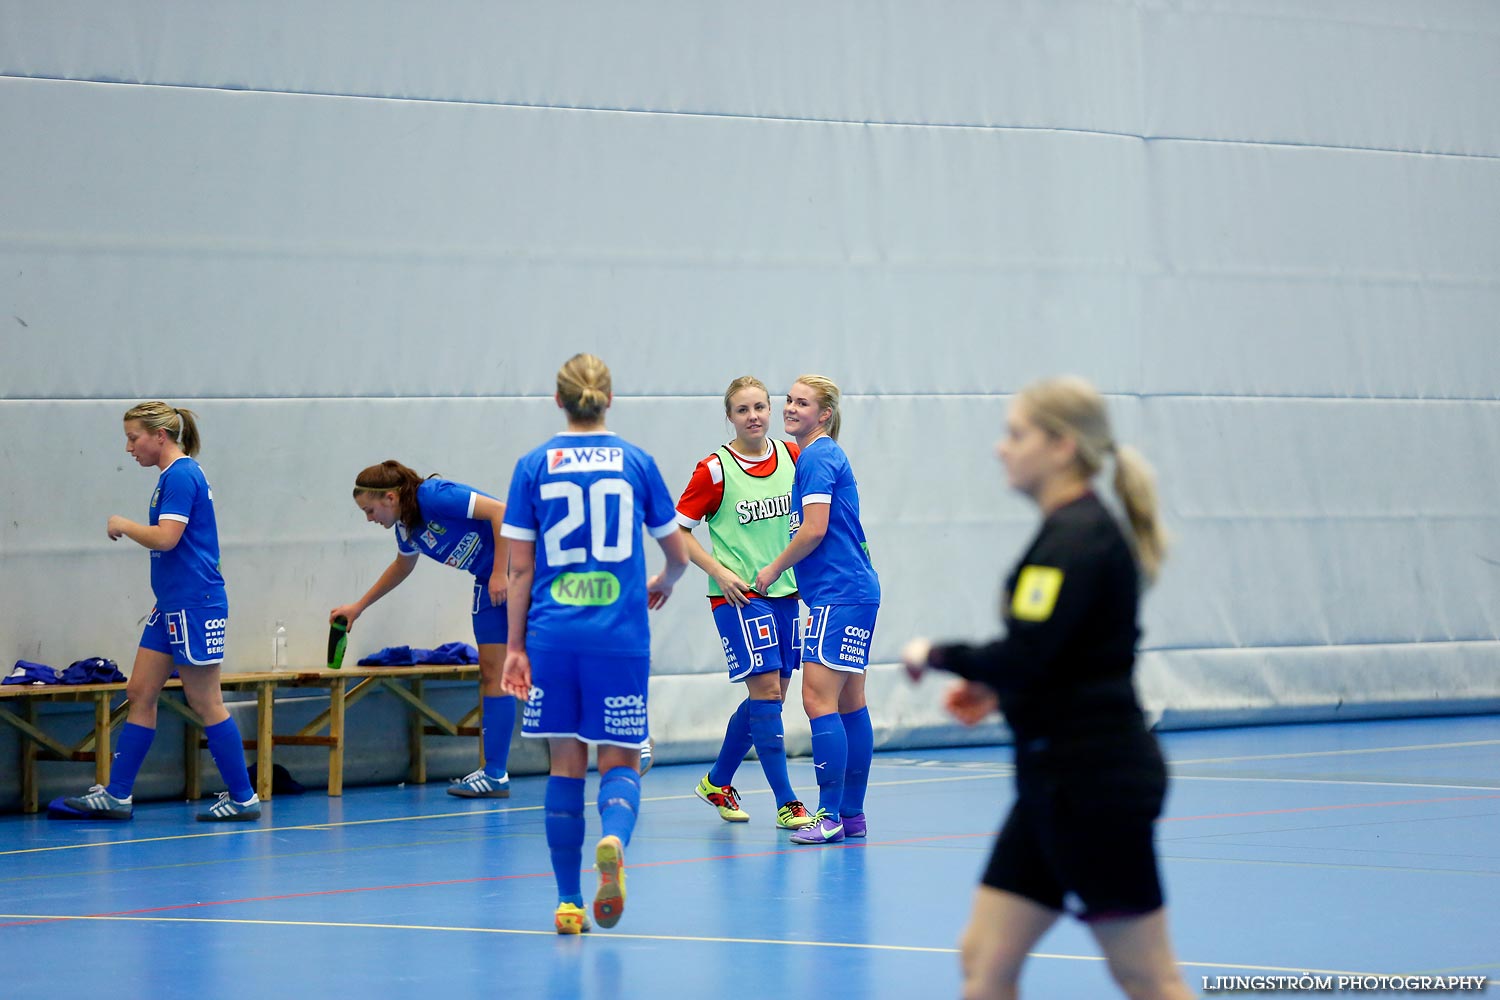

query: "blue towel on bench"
left=356, top=643, right=480, bottom=667
left=59, top=657, right=126, bottom=685
left=4, top=660, right=60, bottom=685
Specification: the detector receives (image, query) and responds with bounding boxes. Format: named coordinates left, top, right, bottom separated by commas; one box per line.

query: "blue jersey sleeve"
left=797, top=445, right=839, bottom=504
left=156, top=465, right=198, bottom=522
left=394, top=524, right=418, bottom=556
left=640, top=455, right=677, bottom=538
left=501, top=455, right=540, bottom=541
left=420, top=479, right=480, bottom=521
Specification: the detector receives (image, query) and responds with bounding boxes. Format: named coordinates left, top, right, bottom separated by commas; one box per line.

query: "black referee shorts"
left=982, top=748, right=1168, bottom=921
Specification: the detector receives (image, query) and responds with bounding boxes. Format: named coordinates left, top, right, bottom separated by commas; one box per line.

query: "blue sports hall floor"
left=3, top=714, right=1497, bottom=999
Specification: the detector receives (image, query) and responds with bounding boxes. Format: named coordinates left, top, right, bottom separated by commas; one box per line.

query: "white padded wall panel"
left=1143, top=1, right=1500, bottom=157
left=3, top=3, right=1498, bottom=763
left=1, top=77, right=1150, bottom=401
left=0, top=2, right=1145, bottom=134
left=1143, top=277, right=1500, bottom=400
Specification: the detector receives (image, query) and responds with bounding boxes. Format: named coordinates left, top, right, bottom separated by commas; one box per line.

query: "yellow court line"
left=0, top=912, right=1410, bottom=977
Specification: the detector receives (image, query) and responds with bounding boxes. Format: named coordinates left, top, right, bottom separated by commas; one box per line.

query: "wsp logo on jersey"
left=547, top=447, right=624, bottom=474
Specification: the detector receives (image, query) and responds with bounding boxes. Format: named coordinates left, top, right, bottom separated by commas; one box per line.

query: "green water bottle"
left=327, top=615, right=349, bottom=670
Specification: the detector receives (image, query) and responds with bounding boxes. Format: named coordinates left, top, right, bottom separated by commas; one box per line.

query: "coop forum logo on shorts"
left=547, top=447, right=624, bottom=473
left=551, top=571, right=620, bottom=606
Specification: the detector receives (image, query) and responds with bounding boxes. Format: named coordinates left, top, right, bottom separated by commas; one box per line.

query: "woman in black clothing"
left=903, top=376, right=1192, bottom=1000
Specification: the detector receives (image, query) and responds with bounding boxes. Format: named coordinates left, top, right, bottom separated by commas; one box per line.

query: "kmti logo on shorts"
left=551, top=571, right=621, bottom=606
left=548, top=447, right=624, bottom=474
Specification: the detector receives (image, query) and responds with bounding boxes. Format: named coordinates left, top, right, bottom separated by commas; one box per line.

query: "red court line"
left=7, top=791, right=1495, bottom=929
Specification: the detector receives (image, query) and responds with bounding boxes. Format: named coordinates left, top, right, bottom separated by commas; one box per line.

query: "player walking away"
left=500, top=354, right=689, bottom=934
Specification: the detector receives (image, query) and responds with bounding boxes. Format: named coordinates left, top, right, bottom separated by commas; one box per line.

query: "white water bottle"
left=272, top=620, right=288, bottom=670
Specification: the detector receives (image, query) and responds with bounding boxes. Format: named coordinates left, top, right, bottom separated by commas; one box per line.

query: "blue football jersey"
left=789, top=436, right=880, bottom=607
left=501, top=433, right=677, bottom=655
left=149, top=457, right=227, bottom=609
left=394, top=478, right=500, bottom=580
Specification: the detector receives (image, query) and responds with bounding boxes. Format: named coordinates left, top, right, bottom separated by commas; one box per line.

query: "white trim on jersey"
left=675, top=511, right=703, bottom=529
left=158, top=513, right=190, bottom=524
left=500, top=524, right=537, bottom=541
left=801, top=493, right=833, bottom=506
left=706, top=454, right=724, bottom=486
left=466, top=491, right=479, bottom=518
left=723, top=441, right=774, bottom=465
left=647, top=518, right=678, bottom=539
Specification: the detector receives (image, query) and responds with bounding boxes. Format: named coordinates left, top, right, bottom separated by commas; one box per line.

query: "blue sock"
left=808, top=712, right=847, bottom=818
left=545, top=776, right=587, bottom=906
left=205, top=716, right=255, bottom=802
left=106, top=722, right=155, bottom=799
left=597, top=766, right=642, bottom=846
left=708, top=698, right=754, bottom=788
left=840, top=706, right=874, bottom=816
left=748, top=698, right=797, bottom=805
left=482, top=695, right=516, bottom=778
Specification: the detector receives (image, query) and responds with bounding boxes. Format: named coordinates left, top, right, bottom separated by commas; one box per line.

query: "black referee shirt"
left=933, top=491, right=1148, bottom=751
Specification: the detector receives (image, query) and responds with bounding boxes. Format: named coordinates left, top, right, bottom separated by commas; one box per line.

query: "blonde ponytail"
left=1111, top=444, right=1167, bottom=584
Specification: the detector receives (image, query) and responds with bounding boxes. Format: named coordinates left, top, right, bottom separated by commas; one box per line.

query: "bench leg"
left=184, top=706, right=202, bottom=801
left=329, top=677, right=346, bottom=796
left=256, top=681, right=274, bottom=801
left=408, top=678, right=427, bottom=785
left=23, top=700, right=40, bottom=813
left=94, top=693, right=113, bottom=788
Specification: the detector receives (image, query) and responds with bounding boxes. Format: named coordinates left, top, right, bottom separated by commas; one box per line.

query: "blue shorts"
left=140, top=604, right=228, bottom=667
left=520, top=646, right=650, bottom=748
left=471, top=580, right=509, bottom=646
left=711, top=596, right=801, bottom=682
left=801, top=604, right=879, bottom=673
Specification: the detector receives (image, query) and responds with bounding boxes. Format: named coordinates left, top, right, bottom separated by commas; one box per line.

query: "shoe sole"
left=694, top=786, right=749, bottom=823
left=447, top=786, right=510, bottom=798
left=593, top=835, right=626, bottom=929
left=555, top=911, right=591, bottom=935
left=197, top=809, right=261, bottom=823
left=789, top=825, right=845, bottom=845
left=51, top=808, right=132, bottom=821
left=776, top=818, right=818, bottom=830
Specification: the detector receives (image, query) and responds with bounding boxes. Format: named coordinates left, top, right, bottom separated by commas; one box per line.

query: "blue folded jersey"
left=4, top=660, right=60, bottom=685
left=59, top=657, right=126, bottom=685
left=357, top=643, right=479, bottom=667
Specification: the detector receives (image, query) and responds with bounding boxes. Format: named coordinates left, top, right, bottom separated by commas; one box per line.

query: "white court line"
left=0, top=912, right=1422, bottom=978
left=9, top=741, right=1495, bottom=858
left=1170, top=739, right=1500, bottom=767
left=0, top=773, right=1007, bottom=857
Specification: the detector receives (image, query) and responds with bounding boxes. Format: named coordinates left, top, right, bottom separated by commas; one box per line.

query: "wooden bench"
left=0, top=665, right=481, bottom=813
